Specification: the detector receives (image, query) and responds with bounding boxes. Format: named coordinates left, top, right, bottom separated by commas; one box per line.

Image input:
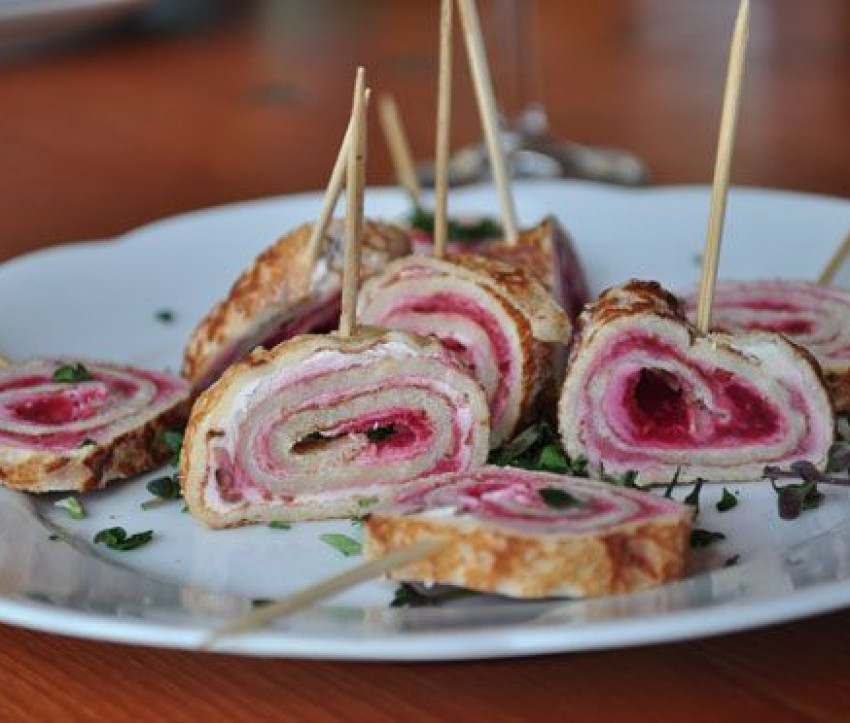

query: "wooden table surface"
left=2, top=1, right=850, bottom=720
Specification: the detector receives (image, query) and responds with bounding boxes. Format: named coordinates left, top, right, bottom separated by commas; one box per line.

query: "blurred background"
left=0, top=0, right=848, bottom=262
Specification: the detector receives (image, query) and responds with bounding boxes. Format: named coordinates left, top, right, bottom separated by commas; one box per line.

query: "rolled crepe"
left=181, top=328, right=490, bottom=528
left=183, top=219, right=410, bottom=391
left=559, top=280, right=834, bottom=484
left=364, top=466, right=692, bottom=599
left=411, top=216, right=590, bottom=321
left=681, top=280, right=850, bottom=412
left=357, top=253, right=572, bottom=449
left=0, top=359, right=189, bottom=492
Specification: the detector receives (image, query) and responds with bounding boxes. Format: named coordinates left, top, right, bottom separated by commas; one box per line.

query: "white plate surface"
left=2, top=180, right=850, bottom=660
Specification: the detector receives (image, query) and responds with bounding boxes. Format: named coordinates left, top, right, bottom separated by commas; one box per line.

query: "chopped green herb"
left=538, top=444, right=569, bottom=474
left=390, top=583, right=440, bottom=608
left=716, top=487, right=739, bottom=513
left=827, top=441, right=850, bottom=473
left=357, top=496, right=379, bottom=508
left=251, top=598, right=273, bottom=608
left=52, top=363, right=93, bottom=383
left=161, top=430, right=184, bottom=467
left=690, top=529, right=726, bottom=549
left=268, top=521, right=292, bottom=530
left=48, top=533, right=60, bottom=541
left=490, top=423, right=582, bottom=475
left=567, top=456, right=590, bottom=477
left=181, top=504, right=189, bottom=513
left=55, top=496, right=86, bottom=520
left=684, top=479, right=705, bottom=512
left=664, top=467, right=682, bottom=499
left=93, top=527, right=154, bottom=551
left=408, top=207, right=502, bottom=242
left=77, top=438, right=96, bottom=448
left=365, top=425, right=395, bottom=442
left=350, top=516, right=366, bottom=528
left=319, top=533, right=362, bottom=557
left=538, top=487, right=584, bottom=510
left=155, top=309, right=175, bottom=323
left=147, top=475, right=181, bottom=499
left=724, top=554, right=741, bottom=567
left=140, top=475, right=182, bottom=510
left=771, top=479, right=824, bottom=520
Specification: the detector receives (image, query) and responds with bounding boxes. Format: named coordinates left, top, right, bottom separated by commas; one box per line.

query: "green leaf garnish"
left=538, top=487, right=584, bottom=510
left=269, top=521, right=292, bottom=530
left=772, top=479, right=824, bottom=520
left=55, top=496, right=86, bottom=520
left=690, top=529, right=726, bottom=549
left=251, top=598, right=273, bottom=608
left=52, top=363, right=93, bottom=383
left=827, top=441, right=850, bottom=473
left=93, top=527, right=154, bottom=551
left=664, top=467, right=682, bottom=499
left=365, top=425, right=395, bottom=442
left=408, top=207, right=502, bottom=242
left=155, top=309, right=175, bottom=323
left=319, top=533, right=362, bottom=557
left=490, top=423, right=585, bottom=476
left=147, top=475, right=181, bottom=499
left=390, top=583, right=439, bottom=608
left=537, top=444, right=569, bottom=474
left=716, top=488, right=739, bottom=513
left=724, top=554, right=741, bottom=567
left=140, top=475, right=182, bottom=510
left=357, top=496, right=379, bottom=508
left=161, top=430, right=184, bottom=467
left=683, top=479, right=705, bottom=512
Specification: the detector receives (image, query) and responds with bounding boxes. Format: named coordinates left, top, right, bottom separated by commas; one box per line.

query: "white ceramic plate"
left=2, top=180, right=850, bottom=660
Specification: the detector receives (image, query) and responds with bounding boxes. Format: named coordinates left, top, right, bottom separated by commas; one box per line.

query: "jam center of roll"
left=743, top=319, right=813, bottom=336
left=292, top=409, right=432, bottom=460
left=622, top=366, right=779, bottom=444
left=11, top=386, right=105, bottom=426
left=629, top=369, right=689, bottom=442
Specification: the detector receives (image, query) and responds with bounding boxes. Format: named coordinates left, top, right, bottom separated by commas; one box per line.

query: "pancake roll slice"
left=364, top=466, right=692, bottom=599
left=682, top=280, right=850, bottom=412
left=183, top=219, right=410, bottom=391
left=559, top=280, right=834, bottom=484
left=181, top=329, right=489, bottom=528
left=0, top=359, right=190, bottom=492
left=358, top=253, right=571, bottom=449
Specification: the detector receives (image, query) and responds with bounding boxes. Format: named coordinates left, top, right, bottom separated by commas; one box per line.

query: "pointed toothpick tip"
left=338, top=68, right=368, bottom=337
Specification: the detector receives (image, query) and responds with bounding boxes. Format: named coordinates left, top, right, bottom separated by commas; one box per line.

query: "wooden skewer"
left=306, top=119, right=351, bottom=270
left=455, top=0, right=519, bottom=245
left=203, top=539, right=446, bottom=647
left=339, top=67, right=368, bottom=338
left=817, top=229, right=850, bottom=285
left=433, top=0, right=453, bottom=259
left=378, top=94, right=423, bottom=209
left=306, top=88, right=373, bottom=271
left=695, top=0, right=750, bottom=334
